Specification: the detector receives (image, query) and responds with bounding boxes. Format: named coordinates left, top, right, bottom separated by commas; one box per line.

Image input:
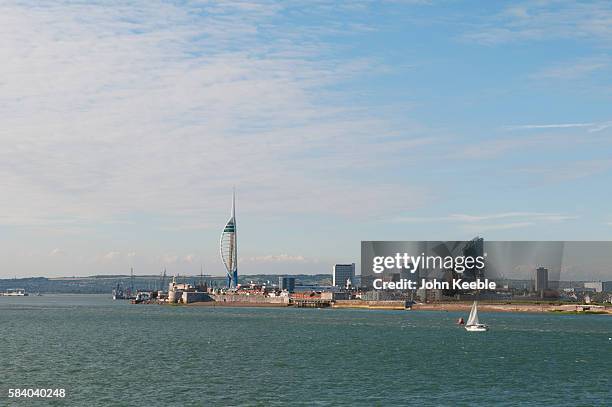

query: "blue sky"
left=1, top=0, right=611, bottom=278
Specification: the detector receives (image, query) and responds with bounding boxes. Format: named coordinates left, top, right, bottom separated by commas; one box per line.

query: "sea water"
left=1, top=295, right=611, bottom=406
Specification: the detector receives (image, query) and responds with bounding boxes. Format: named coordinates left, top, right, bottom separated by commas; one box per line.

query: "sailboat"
left=465, top=301, right=488, bottom=332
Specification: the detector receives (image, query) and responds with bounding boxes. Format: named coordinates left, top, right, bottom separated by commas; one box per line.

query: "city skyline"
left=2, top=1, right=612, bottom=278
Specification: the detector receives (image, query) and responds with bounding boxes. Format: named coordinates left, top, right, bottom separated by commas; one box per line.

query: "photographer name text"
left=373, top=278, right=496, bottom=291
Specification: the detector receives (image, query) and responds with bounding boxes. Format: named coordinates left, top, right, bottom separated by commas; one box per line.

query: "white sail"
left=466, top=301, right=479, bottom=326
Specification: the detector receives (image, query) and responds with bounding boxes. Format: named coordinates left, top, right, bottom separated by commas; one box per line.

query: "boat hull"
left=465, top=324, right=489, bottom=332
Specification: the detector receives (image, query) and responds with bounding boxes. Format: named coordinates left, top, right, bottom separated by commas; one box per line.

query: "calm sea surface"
left=1, top=295, right=611, bottom=406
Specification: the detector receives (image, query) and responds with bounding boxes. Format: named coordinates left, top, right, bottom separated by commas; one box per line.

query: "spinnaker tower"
left=220, top=190, right=238, bottom=288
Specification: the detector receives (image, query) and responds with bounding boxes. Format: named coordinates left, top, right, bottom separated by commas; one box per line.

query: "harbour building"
left=333, top=263, right=355, bottom=288
left=220, top=191, right=238, bottom=288
left=584, top=281, right=612, bottom=293
left=584, top=281, right=603, bottom=292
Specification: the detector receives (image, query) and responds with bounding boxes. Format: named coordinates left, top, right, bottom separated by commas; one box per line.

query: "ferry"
left=1, top=288, right=29, bottom=296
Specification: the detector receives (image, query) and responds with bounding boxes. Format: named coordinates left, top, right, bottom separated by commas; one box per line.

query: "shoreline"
left=412, top=302, right=612, bottom=314
left=185, top=301, right=289, bottom=307
left=180, top=300, right=612, bottom=314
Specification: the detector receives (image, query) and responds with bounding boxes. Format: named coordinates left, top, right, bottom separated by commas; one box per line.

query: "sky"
left=1, top=0, right=612, bottom=278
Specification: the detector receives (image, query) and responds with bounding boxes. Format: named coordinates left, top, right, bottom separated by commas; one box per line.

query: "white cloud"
left=0, top=0, right=432, bottom=231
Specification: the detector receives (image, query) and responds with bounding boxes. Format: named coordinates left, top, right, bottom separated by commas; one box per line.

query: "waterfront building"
left=535, top=267, right=548, bottom=297
left=220, top=191, right=238, bottom=288
left=279, top=276, right=296, bottom=292
left=603, top=281, right=612, bottom=292
left=293, top=284, right=338, bottom=292
left=168, top=276, right=195, bottom=303
left=584, top=281, right=603, bottom=293
left=332, top=263, right=355, bottom=287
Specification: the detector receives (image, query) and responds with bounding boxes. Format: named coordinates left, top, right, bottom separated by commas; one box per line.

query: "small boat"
left=465, top=301, right=488, bottom=332
left=456, top=317, right=465, bottom=325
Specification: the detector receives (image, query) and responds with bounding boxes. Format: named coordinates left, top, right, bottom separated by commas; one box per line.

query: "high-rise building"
left=220, top=191, right=238, bottom=288
left=333, top=263, right=355, bottom=287
left=279, top=276, right=296, bottom=292
left=535, top=267, right=548, bottom=296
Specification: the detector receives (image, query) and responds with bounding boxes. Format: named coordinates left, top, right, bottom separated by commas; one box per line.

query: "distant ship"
left=465, top=301, right=488, bottom=332
left=1, top=288, right=29, bottom=296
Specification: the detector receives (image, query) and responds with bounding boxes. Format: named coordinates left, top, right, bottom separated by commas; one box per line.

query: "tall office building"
left=535, top=267, right=548, bottom=296
left=333, top=263, right=355, bottom=288
left=279, top=276, right=296, bottom=292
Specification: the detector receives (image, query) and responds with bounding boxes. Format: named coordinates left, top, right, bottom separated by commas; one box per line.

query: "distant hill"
left=0, top=273, right=333, bottom=294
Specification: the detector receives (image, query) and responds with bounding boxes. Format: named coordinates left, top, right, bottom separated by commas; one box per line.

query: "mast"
left=232, top=188, right=238, bottom=287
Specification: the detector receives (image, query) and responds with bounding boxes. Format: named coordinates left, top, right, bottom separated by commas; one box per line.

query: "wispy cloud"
left=462, top=222, right=534, bottom=232
left=457, top=135, right=553, bottom=159
left=396, top=212, right=576, bottom=233
left=449, top=213, right=577, bottom=223
left=516, top=159, right=612, bottom=182
left=531, top=57, right=610, bottom=80
left=505, top=122, right=612, bottom=132
left=244, top=254, right=310, bottom=263
left=464, top=1, right=612, bottom=45
left=0, top=0, right=431, bottom=230
left=457, top=126, right=612, bottom=160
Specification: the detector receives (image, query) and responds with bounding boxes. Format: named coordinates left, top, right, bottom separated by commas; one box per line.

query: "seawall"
left=333, top=300, right=408, bottom=310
